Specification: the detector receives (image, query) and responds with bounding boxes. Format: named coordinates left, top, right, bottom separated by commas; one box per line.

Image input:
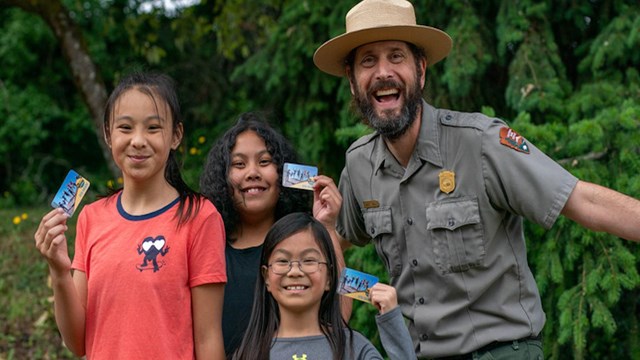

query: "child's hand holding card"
left=51, top=169, right=90, bottom=217
left=338, top=267, right=379, bottom=303
left=282, top=162, right=318, bottom=191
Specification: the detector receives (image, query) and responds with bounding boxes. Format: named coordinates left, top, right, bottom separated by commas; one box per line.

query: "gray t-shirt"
left=270, top=307, right=415, bottom=360
left=338, top=101, right=578, bottom=358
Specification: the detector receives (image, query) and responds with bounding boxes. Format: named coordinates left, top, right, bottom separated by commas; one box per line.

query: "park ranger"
left=313, top=0, right=640, bottom=358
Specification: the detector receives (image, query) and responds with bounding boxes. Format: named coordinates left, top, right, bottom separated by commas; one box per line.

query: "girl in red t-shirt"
left=35, top=72, right=226, bottom=359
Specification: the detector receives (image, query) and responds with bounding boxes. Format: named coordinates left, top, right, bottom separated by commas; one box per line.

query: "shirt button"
left=448, top=219, right=455, bottom=227
left=370, top=227, right=375, bottom=234
left=412, top=259, right=418, bottom=266
left=407, top=218, right=413, bottom=225
left=419, top=297, right=425, bottom=304
left=421, top=333, right=428, bottom=341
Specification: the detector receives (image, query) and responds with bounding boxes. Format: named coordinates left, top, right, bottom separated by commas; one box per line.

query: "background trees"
left=0, top=0, right=638, bottom=358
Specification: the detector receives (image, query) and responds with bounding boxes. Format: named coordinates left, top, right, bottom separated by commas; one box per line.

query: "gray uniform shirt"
left=337, top=101, right=578, bottom=358
left=270, top=307, right=416, bottom=360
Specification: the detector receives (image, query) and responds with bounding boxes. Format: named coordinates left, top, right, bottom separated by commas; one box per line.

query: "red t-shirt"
left=72, top=193, right=226, bottom=359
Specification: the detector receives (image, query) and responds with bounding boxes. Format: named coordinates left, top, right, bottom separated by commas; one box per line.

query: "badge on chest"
left=439, top=170, right=456, bottom=194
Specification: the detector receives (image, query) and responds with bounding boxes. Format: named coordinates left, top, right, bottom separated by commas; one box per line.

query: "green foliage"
left=1, top=0, right=639, bottom=358
left=495, top=1, right=530, bottom=59
left=554, top=238, right=639, bottom=359
left=0, top=5, right=106, bottom=206
left=505, top=21, right=569, bottom=119
left=212, top=0, right=280, bottom=60
left=578, top=5, right=640, bottom=76
left=443, top=1, right=493, bottom=99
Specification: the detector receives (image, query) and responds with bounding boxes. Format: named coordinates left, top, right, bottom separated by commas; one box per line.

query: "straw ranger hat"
left=313, top=0, right=452, bottom=77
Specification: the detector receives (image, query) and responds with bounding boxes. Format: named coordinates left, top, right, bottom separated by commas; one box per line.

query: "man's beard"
left=353, top=78, right=423, bottom=140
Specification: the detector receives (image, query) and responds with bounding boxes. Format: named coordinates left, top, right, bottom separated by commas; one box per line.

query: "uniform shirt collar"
left=371, top=100, right=444, bottom=174
left=417, top=100, right=444, bottom=168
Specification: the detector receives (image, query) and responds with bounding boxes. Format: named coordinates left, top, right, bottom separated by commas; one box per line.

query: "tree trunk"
left=1, top=0, right=120, bottom=178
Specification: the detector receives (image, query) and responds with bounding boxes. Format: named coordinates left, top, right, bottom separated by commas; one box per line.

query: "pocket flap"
left=362, top=207, right=393, bottom=238
left=426, top=197, right=480, bottom=231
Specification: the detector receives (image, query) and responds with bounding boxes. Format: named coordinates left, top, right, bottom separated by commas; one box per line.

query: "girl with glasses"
left=231, top=212, right=415, bottom=360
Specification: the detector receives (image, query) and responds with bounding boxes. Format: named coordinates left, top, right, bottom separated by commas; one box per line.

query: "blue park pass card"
left=338, top=267, right=379, bottom=303
left=51, top=169, right=90, bottom=217
left=282, top=162, right=318, bottom=191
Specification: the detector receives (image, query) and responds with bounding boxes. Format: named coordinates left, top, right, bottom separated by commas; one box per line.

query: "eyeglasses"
left=268, top=259, right=328, bottom=275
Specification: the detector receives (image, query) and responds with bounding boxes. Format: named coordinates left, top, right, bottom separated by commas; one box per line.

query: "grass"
left=0, top=206, right=76, bottom=360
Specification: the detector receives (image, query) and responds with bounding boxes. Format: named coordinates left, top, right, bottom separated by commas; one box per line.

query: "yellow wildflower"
left=13, top=216, right=21, bottom=225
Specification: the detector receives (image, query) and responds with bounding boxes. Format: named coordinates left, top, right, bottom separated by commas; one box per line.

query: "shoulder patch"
left=499, top=127, right=530, bottom=154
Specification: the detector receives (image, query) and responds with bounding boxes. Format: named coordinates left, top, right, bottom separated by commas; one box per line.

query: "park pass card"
left=282, top=162, right=318, bottom=191
left=338, top=267, right=379, bottom=303
left=51, top=169, right=90, bottom=217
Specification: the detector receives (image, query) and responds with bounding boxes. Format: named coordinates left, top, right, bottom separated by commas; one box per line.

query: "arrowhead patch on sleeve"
left=499, top=127, right=530, bottom=154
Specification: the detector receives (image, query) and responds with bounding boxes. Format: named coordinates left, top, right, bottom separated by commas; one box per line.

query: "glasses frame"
left=267, top=259, right=328, bottom=275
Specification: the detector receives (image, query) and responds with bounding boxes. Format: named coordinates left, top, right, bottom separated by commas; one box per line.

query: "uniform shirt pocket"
left=426, top=197, right=485, bottom=274
left=363, top=207, right=401, bottom=277
left=363, top=207, right=393, bottom=238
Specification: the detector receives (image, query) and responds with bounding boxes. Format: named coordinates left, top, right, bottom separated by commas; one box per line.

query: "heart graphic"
left=142, top=240, right=153, bottom=252
left=153, top=239, right=165, bottom=250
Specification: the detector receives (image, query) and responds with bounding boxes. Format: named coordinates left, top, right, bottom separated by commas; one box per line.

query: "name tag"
left=363, top=200, right=380, bottom=209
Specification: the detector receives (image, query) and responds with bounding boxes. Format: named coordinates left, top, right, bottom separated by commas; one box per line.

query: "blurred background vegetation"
left=0, top=0, right=639, bottom=359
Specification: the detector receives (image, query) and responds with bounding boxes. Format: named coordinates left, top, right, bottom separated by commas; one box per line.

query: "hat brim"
left=314, top=25, right=452, bottom=77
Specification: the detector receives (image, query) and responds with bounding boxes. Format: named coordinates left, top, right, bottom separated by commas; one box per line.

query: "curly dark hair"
left=199, top=112, right=311, bottom=241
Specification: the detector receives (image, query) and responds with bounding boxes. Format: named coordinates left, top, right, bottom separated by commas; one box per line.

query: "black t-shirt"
left=222, top=242, right=263, bottom=355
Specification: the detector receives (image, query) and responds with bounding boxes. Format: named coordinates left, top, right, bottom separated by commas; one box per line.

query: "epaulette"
left=438, top=110, right=496, bottom=132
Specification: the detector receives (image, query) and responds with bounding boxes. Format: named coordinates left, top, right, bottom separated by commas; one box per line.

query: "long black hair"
left=232, top=212, right=351, bottom=360
left=103, top=71, right=201, bottom=225
left=199, top=112, right=311, bottom=240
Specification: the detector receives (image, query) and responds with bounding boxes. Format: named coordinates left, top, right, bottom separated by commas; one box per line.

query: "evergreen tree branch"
left=558, top=149, right=608, bottom=165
